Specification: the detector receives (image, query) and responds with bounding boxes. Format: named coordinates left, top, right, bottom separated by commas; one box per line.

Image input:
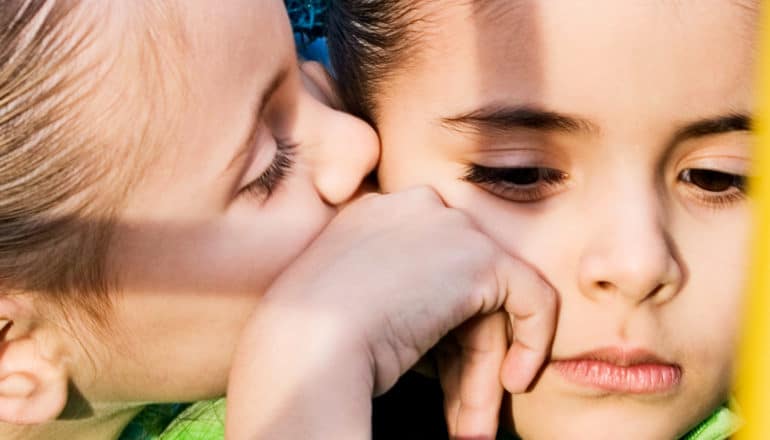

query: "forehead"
left=387, top=0, right=758, bottom=127
left=94, top=0, right=296, bottom=219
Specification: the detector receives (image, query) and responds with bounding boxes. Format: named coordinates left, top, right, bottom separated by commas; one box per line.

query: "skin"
left=96, top=0, right=380, bottom=404
left=0, top=1, right=378, bottom=438
left=0, top=1, right=555, bottom=439
left=226, top=186, right=557, bottom=438
left=373, top=1, right=756, bottom=438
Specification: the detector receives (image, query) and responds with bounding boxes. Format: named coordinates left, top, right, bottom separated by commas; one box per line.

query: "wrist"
left=227, top=301, right=376, bottom=438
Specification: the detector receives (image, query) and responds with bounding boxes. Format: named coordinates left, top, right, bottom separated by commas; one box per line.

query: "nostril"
left=597, top=281, right=612, bottom=290
left=646, top=284, right=665, bottom=301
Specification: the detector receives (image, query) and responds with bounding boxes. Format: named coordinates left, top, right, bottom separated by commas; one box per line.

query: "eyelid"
left=676, top=156, right=749, bottom=175
left=669, top=130, right=751, bottom=169
left=677, top=168, right=748, bottom=210
left=463, top=164, right=569, bottom=203
left=234, top=126, right=277, bottom=184
left=465, top=146, right=570, bottom=168
left=238, top=141, right=296, bottom=202
left=670, top=150, right=751, bottom=193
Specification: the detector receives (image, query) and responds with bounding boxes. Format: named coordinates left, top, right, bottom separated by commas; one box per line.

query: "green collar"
left=122, top=400, right=739, bottom=440
left=681, top=404, right=742, bottom=440
left=119, top=400, right=225, bottom=440
left=495, top=404, right=740, bottom=440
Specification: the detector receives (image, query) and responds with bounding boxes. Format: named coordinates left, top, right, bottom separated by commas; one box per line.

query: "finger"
left=495, top=256, right=558, bottom=393
left=438, top=313, right=507, bottom=439
left=342, top=185, right=445, bottom=222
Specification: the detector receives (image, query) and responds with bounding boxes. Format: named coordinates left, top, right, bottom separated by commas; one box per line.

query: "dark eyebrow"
left=441, top=105, right=599, bottom=137
left=671, top=113, right=752, bottom=145
left=226, top=67, right=290, bottom=172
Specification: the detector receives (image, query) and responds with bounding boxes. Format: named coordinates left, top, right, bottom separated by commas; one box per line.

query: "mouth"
left=550, top=347, right=682, bottom=394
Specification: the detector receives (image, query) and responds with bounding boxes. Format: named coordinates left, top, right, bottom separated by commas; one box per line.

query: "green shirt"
left=119, top=400, right=224, bottom=440
left=120, top=399, right=739, bottom=440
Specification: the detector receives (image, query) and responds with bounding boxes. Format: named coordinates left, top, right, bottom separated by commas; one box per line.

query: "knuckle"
left=446, top=230, right=492, bottom=265
left=540, top=281, right=558, bottom=307
left=499, top=254, right=522, bottom=274
left=472, top=276, right=501, bottom=311
left=346, top=192, right=381, bottom=213
left=468, top=231, right=497, bottom=258
left=442, top=207, right=474, bottom=229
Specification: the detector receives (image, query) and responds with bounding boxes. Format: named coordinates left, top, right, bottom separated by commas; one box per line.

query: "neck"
left=0, top=404, right=143, bottom=440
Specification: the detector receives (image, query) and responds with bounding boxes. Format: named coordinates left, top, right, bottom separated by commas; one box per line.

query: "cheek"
left=669, top=212, right=749, bottom=367
left=101, top=179, right=334, bottom=400
left=675, top=261, right=744, bottom=346
left=379, top=154, right=577, bottom=290
left=113, top=202, right=330, bottom=300
left=224, top=178, right=336, bottom=295
left=378, top=130, right=469, bottom=193
left=437, top=182, right=578, bottom=279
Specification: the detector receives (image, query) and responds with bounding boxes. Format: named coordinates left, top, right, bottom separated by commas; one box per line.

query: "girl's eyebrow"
left=440, top=104, right=599, bottom=138
left=441, top=107, right=751, bottom=145
left=670, top=113, right=751, bottom=145
left=226, top=66, right=290, bottom=173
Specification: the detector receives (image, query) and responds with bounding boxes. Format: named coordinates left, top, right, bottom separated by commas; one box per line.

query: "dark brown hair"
left=327, top=0, right=423, bottom=124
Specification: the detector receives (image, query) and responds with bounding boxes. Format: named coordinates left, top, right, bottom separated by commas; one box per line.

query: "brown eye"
left=465, top=166, right=566, bottom=187
left=680, top=169, right=745, bottom=193
left=501, top=167, right=541, bottom=185
left=463, top=165, right=569, bottom=203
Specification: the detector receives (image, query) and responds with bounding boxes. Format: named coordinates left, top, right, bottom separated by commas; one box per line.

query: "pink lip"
left=551, top=347, right=682, bottom=394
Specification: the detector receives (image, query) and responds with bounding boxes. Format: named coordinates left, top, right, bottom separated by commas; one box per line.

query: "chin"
left=509, top=421, right=684, bottom=440
left=505, top=394, right=712, bottom=440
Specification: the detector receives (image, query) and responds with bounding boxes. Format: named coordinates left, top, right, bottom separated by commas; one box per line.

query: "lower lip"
left=551, top=360, right=682, bottom=394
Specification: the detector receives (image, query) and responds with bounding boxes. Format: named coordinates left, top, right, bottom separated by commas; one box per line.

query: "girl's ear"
left=0, top=297, right=68, bottom=425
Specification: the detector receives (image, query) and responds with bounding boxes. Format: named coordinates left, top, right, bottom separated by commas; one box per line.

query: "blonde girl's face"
left=75, top=0, right=377, bottom=403
left=373, top=1, right=755, bottom=438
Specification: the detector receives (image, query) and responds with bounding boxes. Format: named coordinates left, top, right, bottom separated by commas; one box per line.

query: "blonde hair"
left=0, top=0, right=143, bottom=319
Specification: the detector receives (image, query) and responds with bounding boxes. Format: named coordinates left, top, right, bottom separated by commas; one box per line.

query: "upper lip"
left=552, top=347, right=674, bottom=367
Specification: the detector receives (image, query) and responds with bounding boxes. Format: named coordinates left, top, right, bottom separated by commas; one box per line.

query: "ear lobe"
left=0, top=320, right=68, bottom=425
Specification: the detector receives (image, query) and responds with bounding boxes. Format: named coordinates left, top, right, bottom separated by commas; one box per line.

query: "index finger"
left=494, top=255, right=559, bottom=393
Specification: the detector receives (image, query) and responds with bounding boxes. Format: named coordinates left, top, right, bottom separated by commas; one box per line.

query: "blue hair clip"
left=285, top=0, right=329, bottom=48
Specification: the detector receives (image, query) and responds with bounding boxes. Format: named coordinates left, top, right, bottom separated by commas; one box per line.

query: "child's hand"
left=437, top=255, right=556, bottom=440
left=226, top=187, right=556, bottom=439
left=438, top=312, right=515, bottom=440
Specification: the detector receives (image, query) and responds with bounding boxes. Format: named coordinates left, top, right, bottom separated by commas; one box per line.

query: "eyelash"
left=239, top=141, right=297, bottom=202
left=678, top=168, right=747, bottom=208
left=463, top=164, right=569, bottom=203
left=464, top=165, right=747, bottom=208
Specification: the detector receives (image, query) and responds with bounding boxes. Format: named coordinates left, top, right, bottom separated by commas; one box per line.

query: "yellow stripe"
left=735, top=2, right=770, bottom=438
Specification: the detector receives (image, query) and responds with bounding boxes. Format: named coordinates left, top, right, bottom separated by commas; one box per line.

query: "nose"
left=311, top=106, right=379, bottom=205
left=577, top=188, right=683, bottom=306
left=299, top=64, right=380, bottom=205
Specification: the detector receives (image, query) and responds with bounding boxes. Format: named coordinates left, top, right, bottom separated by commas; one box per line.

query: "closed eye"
left=463, top=164, right=568, bottom=203
left=239, top=141, right=296, bottom=202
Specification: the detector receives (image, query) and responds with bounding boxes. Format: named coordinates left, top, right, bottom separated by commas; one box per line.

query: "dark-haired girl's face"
left=373, top=1, right=755, bottom=437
